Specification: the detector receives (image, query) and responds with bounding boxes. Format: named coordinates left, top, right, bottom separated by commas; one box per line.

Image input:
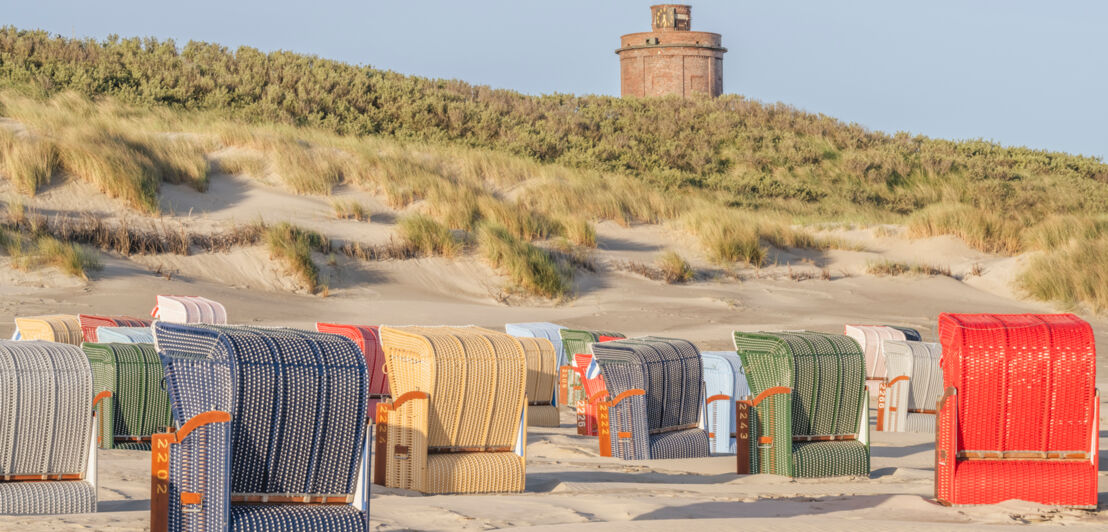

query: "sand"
left=0, top=173, right=1105, bottom=530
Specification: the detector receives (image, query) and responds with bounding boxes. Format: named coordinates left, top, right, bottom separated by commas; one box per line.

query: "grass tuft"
left=264, top=222, right=327, bottom=294
left=398, top=214, right=461, bottom=257
left=657, top=251, right=694, bottom=283
left=866, top=260, right=952, bottom=277
left=0, top=130, right=58, bottom=194
left=478, top=223, right=571, bottom=299
left=331, top=200, right=371, bottom=221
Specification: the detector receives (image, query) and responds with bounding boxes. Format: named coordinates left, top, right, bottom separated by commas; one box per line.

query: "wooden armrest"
left=588, top=390, right=610, bottom=404
left=749, top=386, right=791, bottom=407
left=374, top=391, right=430, bottom=486
left=92, top=390, right=113, bottom=410
left=608, top=389, right=645, bottom=407
left=706, top=394, right=731, bottom=405
left=151, top=410, right=232, bottom=532
left=886, top=375, right=909, bottom=386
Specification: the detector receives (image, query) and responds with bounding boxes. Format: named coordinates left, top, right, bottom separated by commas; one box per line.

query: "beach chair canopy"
left=96, top=326, right=155, bottom=344
left=505, top=322, right=568, bottom=367
left=376, top=326, right=527, bottom=494
left=734, top=331, right=869, bottom=478
left=84, top=342, right=172, bottom=450
left=315, top=323, right=390, bottom=412
left=881, top=340, right=942, bottom=433
left=591, top=337, right=709, bottom=460
left=152, top=295, right=227, bottom=325
left=700, top=351, right=751, bottom=453
left=844, top=325, right=911, bottom=398
left=0, top=341, right=97, bottom=515
left=78, top=314, right=153, bottom=343
left=935, top=313, right=1098, bottom=507
left=560, top=328, right=624, bottom=367
left=14, top=314, right=83, bottom=345
left=519, top=336, right=559, bottom=427
left=153, top=323, right=368, bottom=530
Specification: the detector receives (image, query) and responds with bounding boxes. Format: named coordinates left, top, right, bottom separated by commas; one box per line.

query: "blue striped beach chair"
left=701, top=351, right=751, bottom=454
left=95, top=326, right=155, bottom=344
left=0, top=340, right=103, bottom=515
left=150, top=323, right=369, bottom=531
left=591, top=337, right=710, bottom=460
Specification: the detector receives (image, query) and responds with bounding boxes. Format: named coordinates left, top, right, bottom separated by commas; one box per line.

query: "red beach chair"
left=935, top=313, right=1098, bottom=507
left=316, top=323, right=391, bottom=414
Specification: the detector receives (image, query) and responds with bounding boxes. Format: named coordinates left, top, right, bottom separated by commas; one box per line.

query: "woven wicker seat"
left=151, top=323, right=369, bottom=531
left=591, top=337, right=709, bottom=460
left=700, top=351, right=751, bottom=454
left=96, top=326, right=155, bottom=344
left=315, top=323, right=390, bottom=414
left=84, top=342, right=172, bottom=450
left=375, top=326, right=527, bottom=494
left=78, top=314, right=152, bottom=343
left=505, top=322, right=566, bottom=412
left=557, top=329, right=624, bottom=413
left=13, top=314, right=83, bottom=344
left=518, top=336, right=559, bottom=428
left=879, top=340, right=942, bottom=433
left=733, top=331, right=869, bottom=478
left=152, top=295, right=227, bottom=325
left=0, top=341, right=100, bottom=515
left=844, top=325, right=914, bottom=401
left=935, top=313, right=1098, bottom=507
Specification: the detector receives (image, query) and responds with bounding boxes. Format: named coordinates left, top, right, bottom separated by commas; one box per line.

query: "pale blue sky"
left=5, top=0, right=1106, bottom=157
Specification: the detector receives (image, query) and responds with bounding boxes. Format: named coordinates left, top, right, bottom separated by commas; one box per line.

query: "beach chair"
left=701, top=351, right=751, bottom=454
left=505, top=322, right=566, bottom=408
left=78, top=314, right=152, bottom=343
left=315, top=323, right=390, bottom=414
left=935, top=313, right=1098, bottom=507
left=13, top=314, right=83, bottom=344
left=558, top=329, right=624, bottom=412
left=0, top=341, right=102, bottom=515
left=573, top=352, right=609, bottom=436
left=734, top=331, right=869, bottom=478
left=879, top=340, right=942, bottom=433
left=84, top=342, right=172, bottom=450
left=151, top=295, right=227, bottom=325
left=150, top=323, right=369, bottom=531
left=844, top=325, right=914, bottom=401
left=375, top=326, right=526, bottom=494
left=592, top=337, right=710, bottom=460
left=96, top=326, right=155, bottom=344
left=519, top=336, right=559, bottom=428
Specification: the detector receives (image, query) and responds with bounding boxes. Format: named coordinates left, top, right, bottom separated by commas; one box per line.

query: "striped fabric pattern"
left=505, top=322, right=568, bottom=367
left=96, top=326, right=155, bottom=344
left=154, top=323, right=368, bottom=531
left=83, top=342, right=172, bottom=450
left=734, top=331, right=869, bottom=478
left=78, top=314, right=153, bottom=343
left=13, top=315, right=83, bottom=345
left=591, top=337, right=709, bottom=460
left=558, top=329, right=624, bottom=410
left=844, top=325, right=908, bottom=400
left=882, top=340, right=942, bottom=433
left=153, top=295, right=228, bottom=325
left=700, top=351, right=751, bottom=454
left=0, top=340, right=96, bottom=515
left=315, top=323, right=390, bottom=413
left=518, top=336, right=559, bottom=427
left=377, top=326, right=527, bottom=494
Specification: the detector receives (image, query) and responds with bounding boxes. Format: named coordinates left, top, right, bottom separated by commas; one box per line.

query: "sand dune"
left=0, top=171, right=1104, bottom=530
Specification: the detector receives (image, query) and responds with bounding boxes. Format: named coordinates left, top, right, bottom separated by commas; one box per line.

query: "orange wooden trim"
left=957, top=450, right=1088, bottom=461
left=758, top=436, right=773, bottom=445
left=887, top=375, right=909, bottom=386
left=230, top=493, right=355, bottom=504
left=609, top=389, right=645, bottom=407
left=1, top=473, right=83, bottom=481
left=908, top=409, right=937, bottom=415
left=390, top=391, right=429, bottom=410
left=793, top=434, right=857, bottom=442
left=180, top=492, right=202, bottom=505
left=597, top=402, right=612, bottom=457
left=588, top=390, right=610, bottom=404
left=175, top=411, right=232, bottom=443
left=373, top=403, right=389, bottom=486
left=706, top=394, right=731, bottom=405
left=617, top=431, right=632, bottom=438
left=92, top=390, right=113, bottom=409
left=750, top=386, right=791, bottom=407
left=151, top=433, right=173, bottom=532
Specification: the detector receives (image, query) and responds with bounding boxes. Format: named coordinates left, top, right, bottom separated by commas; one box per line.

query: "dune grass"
left=478, top=223, right=570, bottom=299
left=867, top=260, right=952, bottom=278
left=0, top=129, right=58, bottom=194
left=1018, top=237, right=1108, bottom=312
left=1, top=228, right=101, bottom=279
left=331, top=199, right=371, bottom=221
left=657, top=251, right=694, bottom=284
left=398, top=214, right=461, bottom=257
left=264, top=222, right=327, bottom=294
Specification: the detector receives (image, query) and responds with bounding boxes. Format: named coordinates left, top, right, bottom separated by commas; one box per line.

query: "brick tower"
left=616, top=5, right=726, bottom=98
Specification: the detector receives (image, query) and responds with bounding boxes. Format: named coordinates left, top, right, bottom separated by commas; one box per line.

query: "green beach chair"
left=84, top=342, right=173, bottom=450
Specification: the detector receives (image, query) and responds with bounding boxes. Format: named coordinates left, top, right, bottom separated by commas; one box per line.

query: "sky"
left=4, top=0, right=1107, bottom=158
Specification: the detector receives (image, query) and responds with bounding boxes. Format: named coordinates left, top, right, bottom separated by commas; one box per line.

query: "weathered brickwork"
left=616, top=5, right=726, bottom=98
